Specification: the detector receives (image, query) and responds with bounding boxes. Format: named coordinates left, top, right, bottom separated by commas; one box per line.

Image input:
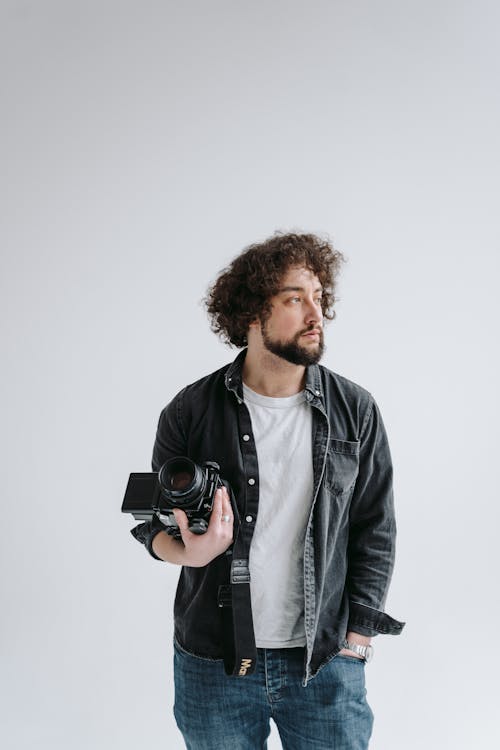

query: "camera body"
left=122, top=456, right=224, bottom=538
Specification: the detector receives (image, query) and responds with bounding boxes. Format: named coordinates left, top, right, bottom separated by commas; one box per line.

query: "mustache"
left=299, top=325, right=323, bottom=335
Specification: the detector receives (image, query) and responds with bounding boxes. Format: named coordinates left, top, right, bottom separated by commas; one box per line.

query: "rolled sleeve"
left=346, top=396, right=405, bottom=636
left=130, top=514, right=166, bottom=560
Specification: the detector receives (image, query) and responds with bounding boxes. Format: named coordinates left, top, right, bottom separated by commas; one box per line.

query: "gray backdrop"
left=2, top=1, right=499, bottom=748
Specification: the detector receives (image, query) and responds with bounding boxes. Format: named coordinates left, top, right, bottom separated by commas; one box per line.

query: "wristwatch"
left=342, top=639, right=374, bottom=663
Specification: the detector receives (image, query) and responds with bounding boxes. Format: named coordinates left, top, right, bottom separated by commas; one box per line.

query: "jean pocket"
left=173, top=637, right=223, bottom=663
left=336, top=653, right=365, bottom=664
left=324, top=438, right=360, bottom=496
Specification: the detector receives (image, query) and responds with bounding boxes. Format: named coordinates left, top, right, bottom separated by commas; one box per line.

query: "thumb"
left=172, top=508, right=191, bottom=541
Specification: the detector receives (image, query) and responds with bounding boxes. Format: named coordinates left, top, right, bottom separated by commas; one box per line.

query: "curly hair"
left=205, top=231, right=346, bottom=347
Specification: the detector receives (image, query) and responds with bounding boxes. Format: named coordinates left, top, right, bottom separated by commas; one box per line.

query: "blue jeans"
left=173, top=640, right=374, bottom=749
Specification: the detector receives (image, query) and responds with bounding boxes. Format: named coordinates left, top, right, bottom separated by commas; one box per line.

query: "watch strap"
left=342, top=639, right=374, bottom=662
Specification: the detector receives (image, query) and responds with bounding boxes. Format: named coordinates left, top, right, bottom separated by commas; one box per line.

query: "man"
left=132, top=232, right=405, bottom=750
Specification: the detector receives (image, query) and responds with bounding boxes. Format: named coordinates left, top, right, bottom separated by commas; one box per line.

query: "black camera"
left=122, top=457, right=225, bottom=537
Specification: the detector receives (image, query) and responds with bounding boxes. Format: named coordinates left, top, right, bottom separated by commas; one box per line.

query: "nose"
left=304, top=296, right=322, bottom=326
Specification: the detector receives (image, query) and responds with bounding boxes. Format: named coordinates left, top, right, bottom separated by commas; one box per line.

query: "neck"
left=242, top=347, right=306, bottom=397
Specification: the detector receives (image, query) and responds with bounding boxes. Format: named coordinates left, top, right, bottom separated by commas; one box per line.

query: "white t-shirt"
left=243, top=383, right=313, bottom=648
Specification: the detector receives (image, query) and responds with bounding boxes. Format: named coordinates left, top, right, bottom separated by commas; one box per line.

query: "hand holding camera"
left=122, top=456, right=236, bottom=566
left=171, top=486, right=234, bottom=567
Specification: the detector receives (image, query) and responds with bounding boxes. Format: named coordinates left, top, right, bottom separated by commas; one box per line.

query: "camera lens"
left=158, top=457, right=206, bottom=507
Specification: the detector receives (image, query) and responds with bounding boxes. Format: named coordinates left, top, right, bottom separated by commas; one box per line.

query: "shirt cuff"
left=130, top=518, right=166, bottom=561
left=347, top=600, right=406, bottom=636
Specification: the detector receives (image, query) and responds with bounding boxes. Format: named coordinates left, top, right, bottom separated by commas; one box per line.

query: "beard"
left=261, top=323, right=325, bottom=366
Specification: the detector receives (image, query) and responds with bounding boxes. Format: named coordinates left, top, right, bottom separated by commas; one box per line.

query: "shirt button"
left=246, top=515, right=253, bottom=523
left=315, top=390, right=320, bottom=396
left=237, top=398, right=242, bottom=405
left=248, top=478, right=255, bottom=486
left=242, top=434, right=250, bottom=441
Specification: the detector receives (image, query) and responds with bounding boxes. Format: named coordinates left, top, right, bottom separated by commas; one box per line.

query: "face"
left=259, top=266, right=325, bottom=366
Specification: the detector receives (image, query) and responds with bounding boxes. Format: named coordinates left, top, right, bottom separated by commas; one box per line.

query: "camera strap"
left=216, top=480, right=257, bottom=677
left=218, top=556, right=257, bottom=677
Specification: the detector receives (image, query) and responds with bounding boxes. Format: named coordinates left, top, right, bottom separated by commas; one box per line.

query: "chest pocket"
left=324, top=438, right=360, bottom=496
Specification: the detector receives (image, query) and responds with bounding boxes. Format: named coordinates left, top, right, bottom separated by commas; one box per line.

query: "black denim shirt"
left=133, top=349, right=405, bottom=685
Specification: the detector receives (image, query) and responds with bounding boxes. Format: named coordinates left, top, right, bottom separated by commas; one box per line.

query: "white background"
left=1, top=1, right=499, bottom=748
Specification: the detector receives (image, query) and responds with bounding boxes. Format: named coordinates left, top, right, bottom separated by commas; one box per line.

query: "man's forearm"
left=151, top=531, right=186, bottom=564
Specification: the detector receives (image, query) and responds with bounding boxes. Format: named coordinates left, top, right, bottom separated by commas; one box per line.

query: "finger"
left=221, top=485, right=232, bottom=510
left=208, top=488, right=224, bottom=528
left=220, top=486, right=233, bottom=523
